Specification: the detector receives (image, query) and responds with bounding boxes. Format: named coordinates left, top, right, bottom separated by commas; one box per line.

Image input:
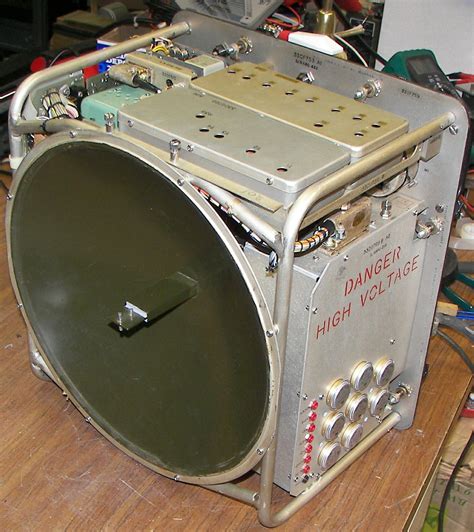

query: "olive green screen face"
left=11, top=142, right=271, bottom=478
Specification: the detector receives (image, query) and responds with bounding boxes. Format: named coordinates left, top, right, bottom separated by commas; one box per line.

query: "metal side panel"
left=286, top=195, right=426, bottom=495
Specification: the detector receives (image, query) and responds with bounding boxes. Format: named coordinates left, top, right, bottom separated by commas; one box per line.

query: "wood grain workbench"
left=0, top=173, right=472, bottom=531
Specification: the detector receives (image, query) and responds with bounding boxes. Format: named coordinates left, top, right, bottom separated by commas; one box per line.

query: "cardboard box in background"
left=422, top=417, right=474, bottom=532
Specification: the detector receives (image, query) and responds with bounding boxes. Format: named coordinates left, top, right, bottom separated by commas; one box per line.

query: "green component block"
left=80, top=84, right=152, bottom=126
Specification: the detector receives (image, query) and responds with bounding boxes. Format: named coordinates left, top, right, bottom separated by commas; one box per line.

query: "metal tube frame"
left=7, top=24, right=457, bottom=526
left=8, top=22, right=191, bottom=167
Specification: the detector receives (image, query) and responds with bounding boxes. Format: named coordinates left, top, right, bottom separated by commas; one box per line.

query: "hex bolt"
left=169, top=138, right=182, bottom=164
left=104, top=112, right=115, bottom=133
left=380, top=200, right=392, bottom=219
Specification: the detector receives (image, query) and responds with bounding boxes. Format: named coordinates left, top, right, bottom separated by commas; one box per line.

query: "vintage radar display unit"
left=6, top=5, right=469, bottom=527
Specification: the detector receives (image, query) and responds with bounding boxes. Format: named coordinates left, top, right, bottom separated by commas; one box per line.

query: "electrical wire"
left=333, top=34, right=368, bottom=67
left=437, top=329, right=474, bottom=373
left=49, top=49, right=74, bottom=67
left=286, top=4, right=302, bottom=25
left=459, top=195, right=474, bottom=214
left=331, top=2, right=388, bottom=65
left=266, top=4, right=302, bottom=29
left=438, top=432, right=474, bottom=532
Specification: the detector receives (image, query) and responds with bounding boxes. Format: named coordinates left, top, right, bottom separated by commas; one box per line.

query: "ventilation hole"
left=277, top=167, right=288, bottom=173
left=314, top=122, right=325, bottom=128
left=214, top=133, right=225, bottom=139
left=195, top=113, right=205, bottom=119
left=199, top=128, right=210, bottom=133
left=262, top=82, right=272, bottom=87
left=371, top=122, right=382, bottom=128
left=331, top=108, right=341, bottom=112
left=242, top=75, right=252, bottom=80
left=285, top=91, right=295, bottom=96
left=246, top=149, right=257, bottom=154
left=354, top=131, right=364, bottom=137
left=228, top=69, right=236, bottom=74
left=352, top=115, right=363, bottom=120
left=305, top=98, right=315, bottom=103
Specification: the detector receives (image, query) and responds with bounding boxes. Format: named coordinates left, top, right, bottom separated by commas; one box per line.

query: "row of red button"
left=302, top=400, right=319, bottom=475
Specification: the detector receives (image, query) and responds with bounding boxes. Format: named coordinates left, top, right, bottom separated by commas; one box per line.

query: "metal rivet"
left=85, top=416, right=92, bottom=423
left=173, top=475, right=180, bottom=481
left=266, top=330, right=274, bottom=337
left=266, top=177, right=273, bottom=185
left=127, top=119, right=134, bottom=127
left=344, top=255, right=349, bottom=261
left=257, top=448, right=265, bottom=455
left=69, top=130, right=77, bottom=138
left=6, top=193, right=13, bottom=201
left=177, top=178, right=185, bottom=186
left=186, top=144, right=194, bottom=152
left=17, top=303, right=23, bottom=309
left=389, top=338, right=395, bottom=344
left=435, top=204, right=446, bottom=213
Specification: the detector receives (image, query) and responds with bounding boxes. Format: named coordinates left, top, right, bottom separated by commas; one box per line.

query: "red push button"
left=306, top=423, right=316, bottom=433
left=310, top=400, right=319, bottom=410
left=303, top=454, right=312, bottom=464
left=305, top=433, right=314, bottom=443
left=302, top=464, right=311, bottom=475
left=308, top=411, right=317, bottom=422
left=305, top=443, right=313, bottom=453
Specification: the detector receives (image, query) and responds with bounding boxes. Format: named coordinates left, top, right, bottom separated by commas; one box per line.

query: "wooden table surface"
left=0, top=173, right=472, bottom=531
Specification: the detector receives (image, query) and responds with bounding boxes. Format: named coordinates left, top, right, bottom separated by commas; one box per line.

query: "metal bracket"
left=112, top=272, right=198, bottom=332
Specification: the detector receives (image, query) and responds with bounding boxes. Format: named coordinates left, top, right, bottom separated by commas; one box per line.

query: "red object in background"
left=30, top=54, right=99, bottom=79
left=335, top=0, right=363, bottom=12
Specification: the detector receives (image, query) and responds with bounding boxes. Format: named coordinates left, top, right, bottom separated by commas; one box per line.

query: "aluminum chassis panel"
left=6, top=13, right=469, bottom=527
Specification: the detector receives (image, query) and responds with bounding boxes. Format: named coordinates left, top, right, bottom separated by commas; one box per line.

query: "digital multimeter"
left=383, top=49, right=458, bottom=97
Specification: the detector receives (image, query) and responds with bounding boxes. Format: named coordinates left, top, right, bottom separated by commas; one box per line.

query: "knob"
left=351, top=361, right=374, bottom=391
left=318, top=441, right=342, bottom=469
left=321, top=411, right=345, bottom=441
left=326, top=379, right=351, bottom=410
left=374, top=358, right=395, bottom=386
left=369, top=388, right=390, bottom=416
left=341, top=423, right=364, bottom=450
left=345, top=393, right=368, bottom=422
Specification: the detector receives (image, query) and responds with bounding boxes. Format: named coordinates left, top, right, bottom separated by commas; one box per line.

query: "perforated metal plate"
left=119, top=88, right=350, bottom=203
left=192, top=63, right=409, bottom=157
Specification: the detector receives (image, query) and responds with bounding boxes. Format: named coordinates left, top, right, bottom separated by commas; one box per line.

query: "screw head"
left=266, top=329, right=274, bottom=337
left=265, top=177, right=274, bottom=185
left=449, top=124, right=458, bottom=135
